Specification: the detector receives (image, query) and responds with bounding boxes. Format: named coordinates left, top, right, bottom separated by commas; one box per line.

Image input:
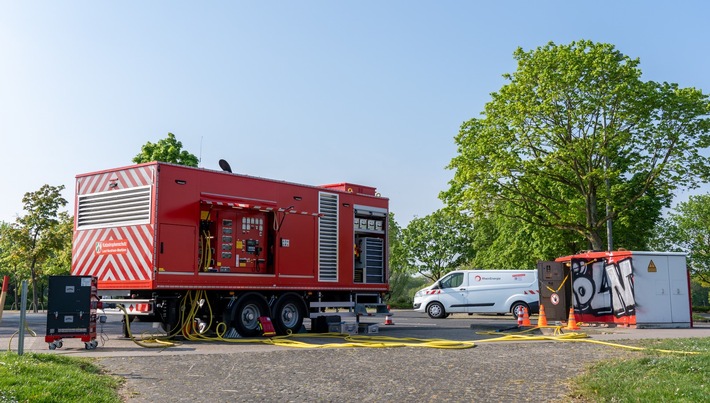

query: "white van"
left=413, top=270, right=539, bottom=319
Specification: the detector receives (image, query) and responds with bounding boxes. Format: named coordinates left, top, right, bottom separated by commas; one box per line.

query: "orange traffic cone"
left=537, top=305, right=548, bottom=327
left=517, top=310, right=524, bottom=327
left=384, top=314, right=394, bottom=325
left=522, top=307, right=531, bottom=326
left=565, top=307, right=580, bottom=330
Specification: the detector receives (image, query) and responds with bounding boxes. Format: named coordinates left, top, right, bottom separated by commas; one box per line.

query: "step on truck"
left=71, top=161, right=389, bottom=337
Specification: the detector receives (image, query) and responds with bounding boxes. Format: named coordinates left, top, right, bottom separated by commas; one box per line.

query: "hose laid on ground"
left=119, top=292, right=702, bottom=354
left=121, top=290, right=476, bottom=349
left=6, top=326, right=37, bottom=351
left=475, top=325, right=702, bottom=355
left=117, top=305, right=179, bottom=349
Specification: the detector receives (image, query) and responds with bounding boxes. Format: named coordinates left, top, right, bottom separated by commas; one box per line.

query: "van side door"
left=436, top=272, right=467, bottom=313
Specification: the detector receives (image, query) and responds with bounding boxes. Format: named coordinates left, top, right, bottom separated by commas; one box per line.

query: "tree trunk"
left=587, top=231, right=604, bottom=251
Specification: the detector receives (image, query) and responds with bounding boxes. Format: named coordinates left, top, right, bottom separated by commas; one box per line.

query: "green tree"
left=443, top=40, right=710, bottom=251
left=132, top=132, right=199, bottom=166
left=401, top=208, right=474, bottom=282
left=41, top=212, right=74, bottom=277
left=469, top=205, right=585, bottom=270
left=386, top=213, right=414, bottom=306
left=13, top=185, right=68, bottom=312
left=651, top=194, right=710, bottom=285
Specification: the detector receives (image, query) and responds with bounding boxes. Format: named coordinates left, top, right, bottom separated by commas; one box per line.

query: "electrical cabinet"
left=537, top=261, right=571, bottom=321
left=45, top=275, right=99, bottom=350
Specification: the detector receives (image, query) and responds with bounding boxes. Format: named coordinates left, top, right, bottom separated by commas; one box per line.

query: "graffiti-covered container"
left=552, top=251, right=692, bottom=328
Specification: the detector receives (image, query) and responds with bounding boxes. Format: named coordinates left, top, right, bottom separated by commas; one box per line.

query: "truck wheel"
left=511, top=302, right=529, bottom=319
left=233, top=295, right=269, bottom=337
left=273, top=294, right=305, bottom=335
left=426, top=302, right=446, bottom=319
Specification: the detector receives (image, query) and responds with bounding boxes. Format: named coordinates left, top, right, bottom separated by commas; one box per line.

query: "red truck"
left=71, top=162, right=389, bottom=336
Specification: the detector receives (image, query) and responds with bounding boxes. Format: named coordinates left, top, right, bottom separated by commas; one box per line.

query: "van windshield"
left=439, top=272, right=464, bottom=289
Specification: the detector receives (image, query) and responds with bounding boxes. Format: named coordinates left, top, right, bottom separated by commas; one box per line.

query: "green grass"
left=570, top=338, right=710, bottom=402
left=0, top=352, right=122, bottom=403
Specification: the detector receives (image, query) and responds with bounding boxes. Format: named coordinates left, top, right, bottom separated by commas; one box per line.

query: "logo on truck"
left=95, top=240, right=129, bottom=255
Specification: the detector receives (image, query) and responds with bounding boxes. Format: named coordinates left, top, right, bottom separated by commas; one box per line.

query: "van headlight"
left=414, top=290, right=423, bottom=298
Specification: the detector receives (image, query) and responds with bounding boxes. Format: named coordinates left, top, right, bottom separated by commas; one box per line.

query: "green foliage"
left=690, top=280, right=709, bottom=307
left=570, top=338, right=710, bottom=402
left=132, top=132, right=199, bottom=167
left=8, top=185, right=69, bottom=312
left=401, top=208, right=474, bottom=281
left=0, top=352, right=122, bottom=402
left=386, top=213, right=413, bottom=304
left=651, top=194, right=710, bottom=285
left=467, top=205, right=586, bottom=269
left=443, top=40, right=710, bottom=251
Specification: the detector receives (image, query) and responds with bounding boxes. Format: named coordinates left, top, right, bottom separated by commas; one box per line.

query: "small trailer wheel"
left=56, top=341, right=63, bottom=349
left=48, top=342, right=56, bottom=350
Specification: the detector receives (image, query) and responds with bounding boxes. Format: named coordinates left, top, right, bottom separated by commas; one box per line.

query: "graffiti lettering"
left=606, top=258, right=635, bottom=317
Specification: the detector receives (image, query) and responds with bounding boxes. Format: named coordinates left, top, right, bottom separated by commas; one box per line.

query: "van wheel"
left=511, top=302, right=529, bottom=319
left=426, top=302, right=446, bottom=319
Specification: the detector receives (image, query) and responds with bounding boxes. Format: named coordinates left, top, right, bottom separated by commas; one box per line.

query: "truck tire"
left=231, top=294, right=269, bottom=337
left=426, top=302, right=446, bottom=319
left=272, top=294, right=305, bottom=335
left=511, top=301, right=529, bottom=319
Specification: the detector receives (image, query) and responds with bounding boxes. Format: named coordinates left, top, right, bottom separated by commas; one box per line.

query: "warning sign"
left=550, top=293, right=560, bottom=305
left=648, top=260, right=657, bottom=272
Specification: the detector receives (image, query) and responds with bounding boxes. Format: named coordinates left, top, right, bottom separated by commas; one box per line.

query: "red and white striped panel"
left=77, top=165, right=154, bottom=195
left=425, top=289, right=442, bottom=295
left=523, top=290, right=539, bottom=295
left=72, top=225, right=154, bottom=283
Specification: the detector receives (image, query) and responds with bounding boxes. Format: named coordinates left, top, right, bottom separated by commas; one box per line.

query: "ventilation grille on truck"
left=318, top=192, right=339, bottom=282
left=77, top=186, right=152, bottom=229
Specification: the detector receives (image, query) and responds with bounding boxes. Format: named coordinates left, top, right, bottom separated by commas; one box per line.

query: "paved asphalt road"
left=2, top=310, right=709, bottom=402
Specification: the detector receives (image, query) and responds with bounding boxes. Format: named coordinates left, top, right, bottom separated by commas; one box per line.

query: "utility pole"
left=603, top=116, right=613, bottom=251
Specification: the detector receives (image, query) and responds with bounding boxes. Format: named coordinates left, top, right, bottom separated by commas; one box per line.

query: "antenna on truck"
left=219, top=159, right=232, bottom=173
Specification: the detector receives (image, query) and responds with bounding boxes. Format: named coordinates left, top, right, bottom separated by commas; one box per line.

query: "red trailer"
left=71, top=162, right=389, bottom=336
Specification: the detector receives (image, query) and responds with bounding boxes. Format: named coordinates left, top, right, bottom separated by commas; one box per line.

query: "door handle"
left=459, top=288, right=466, bottom=291
left=160, top=242, right=164, bottom=254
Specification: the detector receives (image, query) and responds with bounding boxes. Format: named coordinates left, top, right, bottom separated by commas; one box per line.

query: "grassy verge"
left=0, top=352, right=122, bottom=403
left=570, top=338, right=710, bottom=402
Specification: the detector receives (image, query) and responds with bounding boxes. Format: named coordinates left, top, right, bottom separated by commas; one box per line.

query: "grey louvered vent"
left=362, top=237, right=385, bottom=283
left=77, top=186, right=152, bottom=229
left=318, top=192, right=339, bottom=281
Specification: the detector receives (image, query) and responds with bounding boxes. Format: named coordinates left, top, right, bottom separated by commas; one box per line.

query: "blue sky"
left=1, top=1, right=709, bottom=226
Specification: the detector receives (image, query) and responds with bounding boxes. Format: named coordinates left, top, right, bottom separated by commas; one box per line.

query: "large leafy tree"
left=443, top=40, right=710, bottom=251
left=651, top=194, right=710, bottom=284
left=469, top=205, right=585, bottom=270
left=401, top=208, right=474, bottom=282
left=132, top=132, right=199, bottom=166
left=11, top=185, right=68, bottom=312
